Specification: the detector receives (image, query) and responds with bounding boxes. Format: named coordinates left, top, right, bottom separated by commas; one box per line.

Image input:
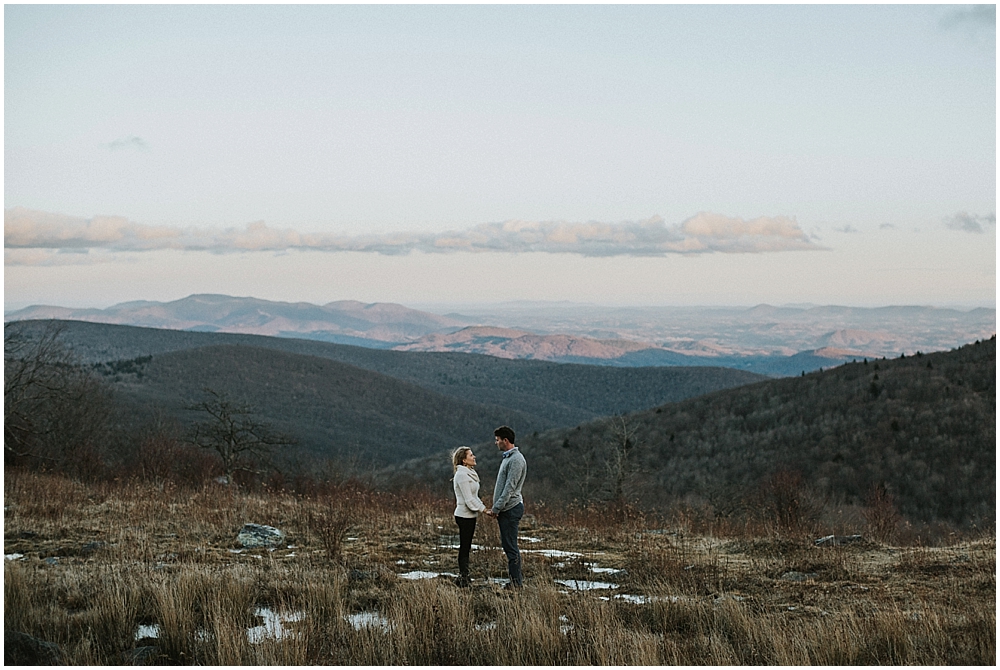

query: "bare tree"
left=604, top=413, right=640, bottom=505
left=186, top=388, right=295, bottom=485
left=4, top=321, right=113, bottom=471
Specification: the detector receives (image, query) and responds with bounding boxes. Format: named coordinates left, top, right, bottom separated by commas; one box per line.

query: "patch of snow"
left=399, top=570, right=444, bottom=580
left=5, top=553, right=25, bottom=561
left=346, top=612, right=391, bottom=632
left=475, top=621, right=497, bottom=631
left=519, top=536, right=543, bottom=543
left=135, top=624, right=161, bottom=640
left=247, top=607, right=305, bottom=644
left=554, top=579, right=618, bottom=591
left=522, top=549, right=583, bottom=559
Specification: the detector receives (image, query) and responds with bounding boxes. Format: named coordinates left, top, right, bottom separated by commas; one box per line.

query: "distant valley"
left=7, top=294, right=995, bottom=377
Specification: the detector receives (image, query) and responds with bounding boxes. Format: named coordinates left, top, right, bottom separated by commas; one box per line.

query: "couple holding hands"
left=451, top=425, right=526, bottom=589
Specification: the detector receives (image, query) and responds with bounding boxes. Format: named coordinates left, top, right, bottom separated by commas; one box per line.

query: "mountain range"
left=6, top=294, right=994, bottom=376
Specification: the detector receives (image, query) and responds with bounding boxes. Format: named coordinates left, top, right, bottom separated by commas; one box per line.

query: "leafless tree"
left=4, top=321, right=112, bottom=471
left=186, top=388, right=295, bottom=485
left=605, top=413, right=640, bottom=505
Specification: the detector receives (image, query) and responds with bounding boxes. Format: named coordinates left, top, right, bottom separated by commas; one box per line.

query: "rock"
left=815, top=534, right=863, bottom=547
left=5, top=630, right=62, bottom=665
left=122, top=646, right=160, bottom=665
left=237, top=524, right=285, bottom=548
left=81, top=541, right=106, bottom=555
left=779, top=571, right=818, bottom=582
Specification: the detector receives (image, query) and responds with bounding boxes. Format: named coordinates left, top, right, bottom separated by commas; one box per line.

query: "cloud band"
left=5, top=207, right=823, bottom=266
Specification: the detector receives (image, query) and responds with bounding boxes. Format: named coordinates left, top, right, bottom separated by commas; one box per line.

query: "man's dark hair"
left=494, top=425, right=515, bottom=444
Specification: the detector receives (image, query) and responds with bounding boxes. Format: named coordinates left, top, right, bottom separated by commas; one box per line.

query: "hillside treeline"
left=506, top=338, right=995, bottom=527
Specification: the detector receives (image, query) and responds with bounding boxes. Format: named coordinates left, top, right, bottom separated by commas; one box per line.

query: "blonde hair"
left=451, top=446, right=472, bottom=473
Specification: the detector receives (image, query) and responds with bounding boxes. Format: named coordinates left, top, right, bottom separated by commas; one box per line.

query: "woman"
left=452, top=446, right=486, bottom=587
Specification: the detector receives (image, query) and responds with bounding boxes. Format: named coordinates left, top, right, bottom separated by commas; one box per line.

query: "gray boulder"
left=237, top=523, right=285, bottom=548
left=122, top=646, right=160, bottom=665
left=5, top=630, right=62, bottom=665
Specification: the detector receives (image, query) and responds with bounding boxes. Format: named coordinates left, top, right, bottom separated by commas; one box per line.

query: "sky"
left=4, top=4, right=996, bottom=311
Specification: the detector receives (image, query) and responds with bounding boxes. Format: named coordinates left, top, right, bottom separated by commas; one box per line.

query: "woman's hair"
left=452, top=446, right=472, bottom=472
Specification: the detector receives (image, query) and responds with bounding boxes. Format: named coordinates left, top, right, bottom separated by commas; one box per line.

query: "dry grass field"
left=4, top=469, right=995, bottom=665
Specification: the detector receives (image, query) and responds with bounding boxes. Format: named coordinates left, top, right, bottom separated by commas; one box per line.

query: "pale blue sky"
left=4, top=4, right=996, bottom=309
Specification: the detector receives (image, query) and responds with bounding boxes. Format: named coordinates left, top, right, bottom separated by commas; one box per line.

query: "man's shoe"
left=454, top=576, right=471, bottom=588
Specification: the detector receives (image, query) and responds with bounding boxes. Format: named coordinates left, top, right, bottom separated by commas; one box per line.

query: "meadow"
left=4, top=469, right=994, bottom=665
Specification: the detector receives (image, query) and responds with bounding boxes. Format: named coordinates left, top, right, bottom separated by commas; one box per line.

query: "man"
left=485, top=425, right=526, bottom=589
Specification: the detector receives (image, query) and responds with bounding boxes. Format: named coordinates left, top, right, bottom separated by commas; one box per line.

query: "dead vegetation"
left=4, top=469, right=994, bottom=665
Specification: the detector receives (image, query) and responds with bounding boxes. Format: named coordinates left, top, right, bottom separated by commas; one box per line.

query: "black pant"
left=454, top=515, right=477, bottom=578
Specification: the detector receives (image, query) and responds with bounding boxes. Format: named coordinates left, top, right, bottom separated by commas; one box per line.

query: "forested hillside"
left=16, top=319, right=765, bottom=425
left=392, top=338, right=996, bottom=527
left=113, top=344, right=548, bottom=462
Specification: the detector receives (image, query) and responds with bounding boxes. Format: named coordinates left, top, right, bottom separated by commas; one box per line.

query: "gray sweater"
left=492, top=447, right=526, bottom=513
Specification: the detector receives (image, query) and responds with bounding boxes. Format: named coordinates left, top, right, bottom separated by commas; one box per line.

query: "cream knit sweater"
left=453, top=465, right=487, bottom=518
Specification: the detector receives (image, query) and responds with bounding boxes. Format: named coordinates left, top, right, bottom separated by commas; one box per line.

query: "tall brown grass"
left=4, top=468, right=994, bottom=665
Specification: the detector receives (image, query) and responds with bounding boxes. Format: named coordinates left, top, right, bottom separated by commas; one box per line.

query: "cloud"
left=5, top=207, right=825, bottom=265
left=940, top=5, right=996, bottom=30
left=945, top=211, right=996, bottom=234
left=4, top=248, right=124, bottom=267
left=107, top=135, right=148, bottom=152
left=879, top=223, right=896, bottom=230
left=834, top=225, right=860, bottom=234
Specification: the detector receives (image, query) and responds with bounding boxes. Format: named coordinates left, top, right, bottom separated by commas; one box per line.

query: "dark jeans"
left=497, top=502, right=524, bottom=586
left=454, top=515, right=477, bottom=579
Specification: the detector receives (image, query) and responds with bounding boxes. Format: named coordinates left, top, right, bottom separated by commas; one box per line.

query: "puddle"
left=346, top=612, right=391, bottom=632
left=246, top=607, right=305, bottom=643
left=554, top=579, right=618, bottom=591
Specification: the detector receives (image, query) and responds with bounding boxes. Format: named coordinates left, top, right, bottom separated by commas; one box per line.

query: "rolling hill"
left=9, top=319, right=766, bottom=462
